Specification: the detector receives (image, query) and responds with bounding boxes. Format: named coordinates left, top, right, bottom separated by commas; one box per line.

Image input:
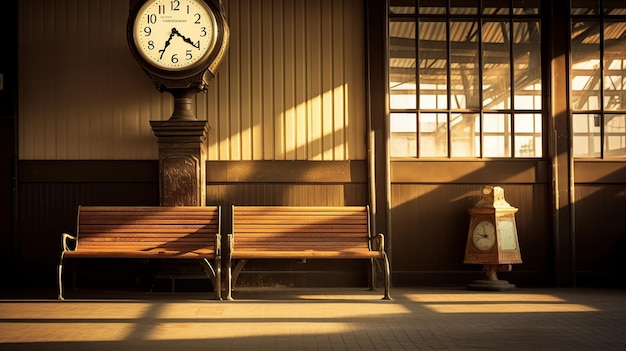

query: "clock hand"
left=158, top=28, right=176, bottom=59
left=172, top=28, right=200, bottom=49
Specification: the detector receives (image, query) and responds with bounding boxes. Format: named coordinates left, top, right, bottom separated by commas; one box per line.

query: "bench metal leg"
left=57, top=254, right=65, bottom=301
left=369, top=258, right=377, bottom=291
left=200, top=258, right=222, bottom=300
left=381, top=252, right=392, bottom=300
left=226, top=259, right=248, bottom=300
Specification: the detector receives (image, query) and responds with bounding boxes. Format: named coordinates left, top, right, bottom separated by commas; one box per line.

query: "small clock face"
left=472, top=220, right=496, bottom=251
left=133, top=0, right=218, bottom=71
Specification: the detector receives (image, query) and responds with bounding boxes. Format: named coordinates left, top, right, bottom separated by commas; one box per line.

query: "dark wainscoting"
left=13, top=159, right=625, bottom=290
left=15, top=160, right=160, bottom=288
left=573, top=161, right=626, bottom=288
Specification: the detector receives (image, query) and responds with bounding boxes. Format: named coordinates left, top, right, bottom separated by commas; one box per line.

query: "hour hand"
left=172, top=28, right=200, bottom=49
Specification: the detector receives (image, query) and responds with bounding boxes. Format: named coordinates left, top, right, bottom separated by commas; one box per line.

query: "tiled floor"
left=0, top=287, right=625, bottom=350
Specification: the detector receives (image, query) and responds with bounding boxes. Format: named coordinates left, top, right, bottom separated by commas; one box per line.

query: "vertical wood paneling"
left=19, top=0, right=365, bottom=161
left=19, top=0, right=173, bottom=160
left=207, top=0, right=365, bottom=161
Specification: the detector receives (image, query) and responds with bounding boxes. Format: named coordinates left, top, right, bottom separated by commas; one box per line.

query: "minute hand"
left=158, top=28, right=176, bottom=59
left=173, top=28, right=200, bottom=49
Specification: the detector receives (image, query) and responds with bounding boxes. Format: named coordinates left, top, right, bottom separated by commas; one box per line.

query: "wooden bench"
left=58, top=206, right=222, bottom=300
left=226, top=205, right=391, bottom=300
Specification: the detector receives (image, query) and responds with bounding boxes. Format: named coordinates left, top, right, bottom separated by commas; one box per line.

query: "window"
left=389, top=0, right=542, bottom=158
left=571, top=1, right=626, bottom=158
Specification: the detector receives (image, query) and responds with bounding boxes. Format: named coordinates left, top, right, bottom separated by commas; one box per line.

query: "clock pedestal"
left=466, top=264, right=516, bottom=291
left=150, top=88, right=208, bottom=206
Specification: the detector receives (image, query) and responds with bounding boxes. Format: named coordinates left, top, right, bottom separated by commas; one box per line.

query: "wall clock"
left=127, top=0, right=229, bottom=92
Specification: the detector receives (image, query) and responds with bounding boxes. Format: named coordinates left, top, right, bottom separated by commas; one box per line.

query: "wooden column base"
left=150, top=120, right=209, bottom=206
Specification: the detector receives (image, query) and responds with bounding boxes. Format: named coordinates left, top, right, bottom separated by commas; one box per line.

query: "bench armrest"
left=370, top=233, right=385, bottom=252
left=61, top=233, right=77, bottom=252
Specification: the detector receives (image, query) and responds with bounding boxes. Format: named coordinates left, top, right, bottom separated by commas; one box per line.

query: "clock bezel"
left=127, top=0, right=228, bottom=83
left=471, top=219, right=496, bottom=251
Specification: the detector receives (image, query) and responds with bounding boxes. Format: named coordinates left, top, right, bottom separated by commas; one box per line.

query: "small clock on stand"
left=464, top=186, right=522, bottom=291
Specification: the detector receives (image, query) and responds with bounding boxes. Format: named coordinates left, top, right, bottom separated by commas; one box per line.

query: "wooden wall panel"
left=574, top=184, right=626, bottom=285
left=15, top=178, right=159, bottom=286
left=19, top=0, right=366, bottom=161
left=18, top=0, right=172, bottom=160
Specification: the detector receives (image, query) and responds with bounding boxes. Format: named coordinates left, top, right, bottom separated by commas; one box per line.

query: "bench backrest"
left=231, top=205, right=372, bottom=252
left=75, top=206, right=220, bottom=258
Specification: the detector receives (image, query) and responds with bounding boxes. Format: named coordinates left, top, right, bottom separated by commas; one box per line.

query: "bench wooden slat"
left=64, top=250, right=215, bottom=259
left=80, top=229, right=216, bottom=235
left=231, top=250, right=382, bottom=259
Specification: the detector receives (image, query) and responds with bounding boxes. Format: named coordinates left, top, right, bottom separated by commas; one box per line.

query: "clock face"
left=133, top=0, right=218, bottom=71
left=472, top=220, right=496, bottom=251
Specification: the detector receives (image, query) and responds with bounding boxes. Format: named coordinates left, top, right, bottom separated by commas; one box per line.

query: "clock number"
left=200, top=27, right=207, bottom=37
left=186, top=5, right=190, bottom=14
left=146, top=13, right=157, bottom=24
left=171, top=0, right=180, bottom=11
left=194, top=13, right=202, bottom=24
left=143, top=26, right=152, bottom=36
left=171, top=54, right=179, bottom=63
left=158, top=5, right=166, bottom=14
left=186, top=50, right=193, bottom=60
left=148, top=40, right=155, bottom=50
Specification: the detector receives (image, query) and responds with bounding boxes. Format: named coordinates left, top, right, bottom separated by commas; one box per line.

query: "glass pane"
left=571, top=0, right=599, bottom=15
left=483, top=113, right=512, bottom=157
left=419, top=113, right=449, bottom=157
left=604, top=114, right=626, bottom=157
left=419, top=0, right=446, bottom=14
left=390, top=0, right=415, bottom=15
left=450, top=21, right=479, bottom=109
left=513, top=20, right=541, bottom=109
left=451, top=0, right=478, bottom=14
left=603, top=21, right=626, bottom=111
left=390, top=20, right=416, bottom=109
left=482, top=21, right=511, bottom=109
left=451, top=113, right=479, bottom=157
left=572, top=114, right=601, bottom=157
left=390, top=113, right=417, bottom=157
left=605, top=0, right=626, bottom=15
left=514, top=113, right=542, bottom=157
left=483, top=0, right=509, bottom=15
left=571, top=20, right=601, bottom=110
left=419, top=20, right=448, bottom=109
left=512, top=0, right=539, bottom=15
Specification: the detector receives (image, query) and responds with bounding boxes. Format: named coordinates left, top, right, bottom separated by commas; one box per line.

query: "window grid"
left=571, top=1, right=626, bottom=158
left=389, top=0, right=542, bottom=159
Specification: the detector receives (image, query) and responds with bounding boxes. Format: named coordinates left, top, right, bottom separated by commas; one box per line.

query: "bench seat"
left=58, top=206, right=222, bottom=300
left=227, top=205, right=391, bottom=300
